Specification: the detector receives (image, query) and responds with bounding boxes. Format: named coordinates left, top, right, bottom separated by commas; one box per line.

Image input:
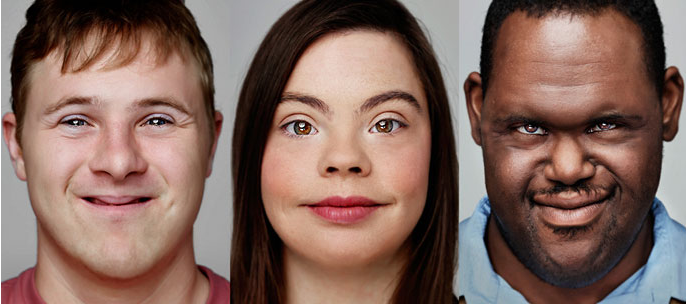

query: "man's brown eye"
left=516, top=124, right=545, bottom=135
left=589, top=122, right=617, bottom=133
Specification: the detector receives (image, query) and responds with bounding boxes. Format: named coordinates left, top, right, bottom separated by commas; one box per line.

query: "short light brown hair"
left=10, top=0, right=215, bottom=144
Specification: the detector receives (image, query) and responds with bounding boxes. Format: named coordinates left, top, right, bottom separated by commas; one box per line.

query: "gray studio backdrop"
left=1, top=0, right=460, bottom=290
left=458, top=1, right=686, bottom=225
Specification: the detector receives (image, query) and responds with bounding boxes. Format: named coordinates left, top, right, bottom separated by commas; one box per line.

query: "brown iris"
left=375, top=119, right=393, bottom=133
left=294, top=121, right=312, bottom=135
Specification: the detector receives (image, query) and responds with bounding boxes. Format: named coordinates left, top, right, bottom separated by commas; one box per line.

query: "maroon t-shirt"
left=2, top=265, right=230, bottom=303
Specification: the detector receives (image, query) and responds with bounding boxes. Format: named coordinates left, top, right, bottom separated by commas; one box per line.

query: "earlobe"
left=2, top=113, right=27, bottom=180
left=206, top=111, right=224, bottom=177
left=465, top=72, right=485, bottom=146
left=661, top=67, right=684, bottom=141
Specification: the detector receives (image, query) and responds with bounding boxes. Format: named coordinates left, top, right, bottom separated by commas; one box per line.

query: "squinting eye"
left=146, top=117, right=170, bottom=126
left=589, top=122, right=616, bottom=133
left=371, top=119, right=403, bottom=133
left=63, top=119, right=87, bottom=127
left=284, top=120, right=318, bottom=136
left=516, top=124, right=546, bottom=135
left=60, top=115, right=90, bottom=127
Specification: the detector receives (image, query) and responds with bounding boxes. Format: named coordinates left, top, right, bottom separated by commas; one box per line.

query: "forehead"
left=284, top=30, right=426, bottom=107
left=486, top=9, right=656, bottom=116
left=24, top=39, right=203, bottom=114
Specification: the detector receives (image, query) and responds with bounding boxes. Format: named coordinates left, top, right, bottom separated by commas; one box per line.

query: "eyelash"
left=281, top=120, right=318, bottom=137
left=369, top=118, right=407, bottom=134
left=60, top=115, right=91, bottom=128
left=513, top=122, right=619, bottom=136
left=59, top=114, right=175, bottom=129
left=141, top=114, right=174, bottom=127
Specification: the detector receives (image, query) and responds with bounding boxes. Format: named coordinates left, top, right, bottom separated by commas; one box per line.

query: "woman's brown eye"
left=372, top=119, right=402, bottom=133
left=295, top=121, right=311, bottom=135
left=284, top=120, right=316, bottom=136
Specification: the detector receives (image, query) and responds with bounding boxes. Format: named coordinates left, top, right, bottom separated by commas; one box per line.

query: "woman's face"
left=261, top=30, right=431, bottom=269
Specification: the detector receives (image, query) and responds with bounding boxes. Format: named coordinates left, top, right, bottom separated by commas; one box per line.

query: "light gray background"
left=2, top=0, right=460, bottom=289
left=458, top=2, right=686, bottom=225
left=1, top=0, right=233, bottom=280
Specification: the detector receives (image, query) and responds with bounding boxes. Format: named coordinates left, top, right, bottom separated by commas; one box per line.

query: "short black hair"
left=480, top=0, right=665, bottom=97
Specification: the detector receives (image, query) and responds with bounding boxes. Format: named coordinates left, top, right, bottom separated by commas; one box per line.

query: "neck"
left=486, top=214, right=653, bottom=304
left=283, top=246, right=407, bottom=304
left=34, top=227, right=209, bottom=304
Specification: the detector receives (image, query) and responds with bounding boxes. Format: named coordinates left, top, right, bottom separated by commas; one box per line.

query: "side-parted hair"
left=10, top=0, right=215, bottom=144
left=231, top=0, right=458, bottom=303
left=480, top=0, right=665, bottom=97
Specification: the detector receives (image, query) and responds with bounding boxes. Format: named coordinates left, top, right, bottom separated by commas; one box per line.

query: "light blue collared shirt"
left=458, top=197, right=686, bottom=303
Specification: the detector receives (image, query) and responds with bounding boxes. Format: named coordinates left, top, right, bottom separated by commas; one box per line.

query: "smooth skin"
left=464, top=9, right=683, bottom=304
left=3, top=39, right=223, bottom=303
left=261, top=30, right=432, bottom=304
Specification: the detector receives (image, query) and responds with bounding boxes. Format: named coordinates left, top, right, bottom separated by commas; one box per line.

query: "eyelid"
left=59, top=114, right=92, bottom=126
left=140, top=113, right=175, bottom=126
left=280, top=119, right=319, bottom=137
left=514, top=124, right=547, bottom=135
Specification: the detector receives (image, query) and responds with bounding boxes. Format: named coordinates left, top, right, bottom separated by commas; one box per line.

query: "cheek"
left=483, top=145, right=537, bottom=197
left=372, top=132, right=431, bottom=205
left=260, top=136, right=313, bottom=209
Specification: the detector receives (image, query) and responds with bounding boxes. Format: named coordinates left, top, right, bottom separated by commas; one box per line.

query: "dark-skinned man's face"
left=466, top=9, right=683, bottom=287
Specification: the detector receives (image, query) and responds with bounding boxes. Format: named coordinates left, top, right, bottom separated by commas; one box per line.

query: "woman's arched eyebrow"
left=280, top=90, right=421, bottom=115
left=359, top=90, right=421, bottom=114
left=281, top=93, right=331, bottom=115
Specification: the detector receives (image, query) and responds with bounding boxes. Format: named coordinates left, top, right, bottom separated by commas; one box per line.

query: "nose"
left=318, top=134, right=371, bottom=177
left=544, top=136, right=595, bottom=185
left=88, top=125, right=148, bottom=181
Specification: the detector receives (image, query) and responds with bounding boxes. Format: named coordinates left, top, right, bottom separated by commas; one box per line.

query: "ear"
left=3, top=113, right=27, bottom=180
left=206, top=111, right=224, bottom=177
left=661, top=67, right=684, bottom=141
left=465, top=72, right=486, bottom=146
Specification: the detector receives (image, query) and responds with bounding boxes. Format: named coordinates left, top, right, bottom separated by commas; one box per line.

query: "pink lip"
left=84, top=196, right=151, bottom=206
left=307, top=196, right=383, bottom=224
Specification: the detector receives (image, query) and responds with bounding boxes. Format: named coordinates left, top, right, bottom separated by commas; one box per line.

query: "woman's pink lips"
left=307, top=196, right=384, bottom=224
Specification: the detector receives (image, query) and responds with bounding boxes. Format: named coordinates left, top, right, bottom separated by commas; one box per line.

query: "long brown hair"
left=231, top=0, right=457, bottom=302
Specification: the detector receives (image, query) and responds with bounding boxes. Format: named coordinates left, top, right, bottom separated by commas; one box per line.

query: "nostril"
left=326, top=167, right=338, bottom=173
left=349, top=167, right=361, bottom=173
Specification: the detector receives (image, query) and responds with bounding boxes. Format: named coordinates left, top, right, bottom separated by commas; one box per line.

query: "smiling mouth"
left=532, top=186, right=615, bottom=228
left=83, top=197, right=152, bottom=206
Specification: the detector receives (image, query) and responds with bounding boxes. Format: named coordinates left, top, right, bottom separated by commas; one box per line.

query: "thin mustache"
left=528, top=183, right=614, bottom=199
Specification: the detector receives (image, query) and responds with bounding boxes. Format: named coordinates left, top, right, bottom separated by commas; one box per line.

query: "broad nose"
left=88, top=125, right=148, bottom=181
left=544, top=136, right=595, bottom=185
left=318, top=133, right=371, bottom=177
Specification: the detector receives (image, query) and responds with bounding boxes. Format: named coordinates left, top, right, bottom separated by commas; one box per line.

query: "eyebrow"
left=43, top=96, right=191, bottom=116
left=132, top=98, right=190, bottom=115
left=280, top=90, right=421, bottom=115
left=359, top=90, right=421, bottom=114
left=44, top=96, right=98, bottom=115
left=494, top=113, right=644, bottom=127
left=493, top=115, right=544, bottom=126
left=280, top=93, right=331, bottom=114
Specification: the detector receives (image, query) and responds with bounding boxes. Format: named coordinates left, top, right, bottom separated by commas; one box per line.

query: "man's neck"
left=283, top=246, right=407, bottom=304
left=33, top=232, right=209, bottom=304
left=486, top=214, right=653, bottom=304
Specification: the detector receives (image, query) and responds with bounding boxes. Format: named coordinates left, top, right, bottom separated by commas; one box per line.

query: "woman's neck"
left=283, top=246, right=408, bottom=304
